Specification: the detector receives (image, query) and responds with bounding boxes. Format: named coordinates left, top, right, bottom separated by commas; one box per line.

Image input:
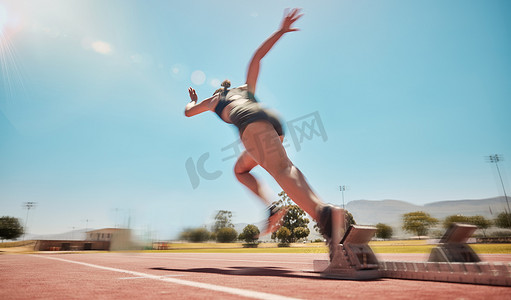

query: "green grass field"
left=2, top=240, right=510, bottom=254
left=147, top=240, right=511, bottom=254
left=369, top=241, right=511, bottom=254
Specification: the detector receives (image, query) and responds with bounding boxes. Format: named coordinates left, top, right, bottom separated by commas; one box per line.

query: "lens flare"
left=0, top=4, right=27, bottom=104
left=0, top=5, right=7, bottom=34
left=191, top=70, right=206, bottom=85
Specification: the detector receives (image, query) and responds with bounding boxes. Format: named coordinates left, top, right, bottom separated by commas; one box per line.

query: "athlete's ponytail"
left=221, top=79, right=231, bottom=89
left=213, top=79, right=231, bottom=96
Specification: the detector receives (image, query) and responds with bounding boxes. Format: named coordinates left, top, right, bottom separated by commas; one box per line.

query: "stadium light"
left=487, top=154, right=510, bottom=215
left=339, top=185, right=347, bottom=210
left=22, top=202, right=37, bottom=240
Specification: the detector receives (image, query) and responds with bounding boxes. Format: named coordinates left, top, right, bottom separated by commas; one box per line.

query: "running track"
left=1, top=253, right=510, bottom=299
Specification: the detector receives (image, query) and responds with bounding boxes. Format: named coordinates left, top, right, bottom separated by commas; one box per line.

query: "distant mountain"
left=424, top=198, right=506, bottom=218
left=346, top=196, right=508, bottom=237
left=346, top=199, right=421, bottom=225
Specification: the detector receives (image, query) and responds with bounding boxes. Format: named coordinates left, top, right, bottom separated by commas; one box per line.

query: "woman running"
left=185, top=9, right=345, bottom=251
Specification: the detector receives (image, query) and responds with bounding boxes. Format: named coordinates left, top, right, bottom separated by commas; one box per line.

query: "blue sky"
left=1, top=0, right=510, bottom=239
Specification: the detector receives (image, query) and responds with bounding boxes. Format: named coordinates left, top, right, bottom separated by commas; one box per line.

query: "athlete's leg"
left=234, top=150, right=272, bottom=205
left=234, top=135, right=287, bottom=205
left=234, top=147, right=288, bottom=235
left=241, top=121, right=324, bottom=220
left=241, top=120, right=345, bottom=255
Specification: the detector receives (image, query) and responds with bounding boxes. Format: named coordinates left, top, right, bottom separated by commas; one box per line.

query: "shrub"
left=180, top=227, right=210, bottom=242
left=375, top=223, right=393, bottom=240
left=276, top=226, right=291, bottom=246
left=443, top=215, right=470, bottom=229
left=0, top=216, right=24, bottom=241
left=216, top=227, right=238, bottom=243
left=495, top=212, right=511, bottom=229
left=238, top=224, right=260, bottom=244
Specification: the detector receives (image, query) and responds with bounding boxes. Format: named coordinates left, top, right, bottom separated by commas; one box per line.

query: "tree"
left=443, top=214, right=492, bottom=237
left=179, top=227, right=210, bottom=242
left=213, top=210, right=234, bottom=233
left=282, top=205, right=310, bottom=242
left=293, top=226, right=310, bottom=241
left=346, top=211, right=357, bottom=227
left=216, top=227, right=238, bottom=243
left=468, top=215, right=492, bottom=237
left=375, top=223, right=393, bottom=240
left=495, top=212, right=511, bottom=229
left=402, top=211, right=438, bottom=238
left=272, top=191, right=310, bottom=243
left=443, top=215, right=470, bottom=229
left=0, top=216, right=24, bottom=242
left=239, top=224, right=260, bottom=244
left=276, top=226, right=291, bottom=245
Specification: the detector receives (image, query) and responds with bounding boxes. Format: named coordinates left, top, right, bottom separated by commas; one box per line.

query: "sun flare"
left=0, top=5, right=8, bottom=35
left=0, top=3, right=28, bottom=103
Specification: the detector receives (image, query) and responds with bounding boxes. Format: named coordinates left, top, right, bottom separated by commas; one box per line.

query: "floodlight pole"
left=488, top=154, right=510, bottom=214
left=22, top=202, right=37, bottom=241
left=340, top=185, right=347, bottom=210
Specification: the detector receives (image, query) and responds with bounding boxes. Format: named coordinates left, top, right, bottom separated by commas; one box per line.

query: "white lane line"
left=32, top=255, right=301, bottom=300
left=118, top=275, right=184, bottom=280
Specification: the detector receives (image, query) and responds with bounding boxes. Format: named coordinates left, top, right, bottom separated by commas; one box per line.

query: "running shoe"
left=317, top=205, right=346, bottom=260
left=259, top=204, right=288, bottom=236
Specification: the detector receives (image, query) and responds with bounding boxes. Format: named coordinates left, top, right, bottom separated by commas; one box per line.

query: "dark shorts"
left=229, top=101, right=284, bottom=137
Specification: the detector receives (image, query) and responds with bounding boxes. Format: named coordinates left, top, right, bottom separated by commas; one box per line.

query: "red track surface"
left=1, top=253, right=510, bottom=299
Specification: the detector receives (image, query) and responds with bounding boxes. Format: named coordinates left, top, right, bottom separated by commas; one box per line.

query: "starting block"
left=312, top=222, right=511, bottom=286
left=313, top=225, right=380, bottom=280
left=379, top=222, right=511, bottom=286
left=428, top=223, right=481, bottom=263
